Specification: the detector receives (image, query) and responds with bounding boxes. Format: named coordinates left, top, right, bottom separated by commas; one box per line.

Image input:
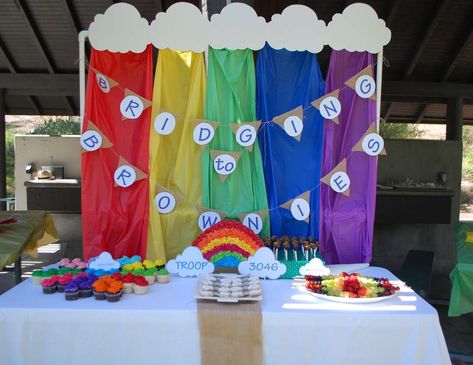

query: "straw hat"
left=36, top=169, right=55, bottom=180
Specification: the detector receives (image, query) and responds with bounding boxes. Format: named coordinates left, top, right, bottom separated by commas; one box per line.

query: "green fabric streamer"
left=203, top=48, right=269, bottom=236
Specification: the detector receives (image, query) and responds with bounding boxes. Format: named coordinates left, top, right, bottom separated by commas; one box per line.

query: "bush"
left=379, top=123, right=423, bottom=139
left=29, top=117, right=80, bottom=136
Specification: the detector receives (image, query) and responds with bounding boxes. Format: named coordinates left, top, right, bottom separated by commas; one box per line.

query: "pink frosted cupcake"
left=41, top=278, right=57, bottom=294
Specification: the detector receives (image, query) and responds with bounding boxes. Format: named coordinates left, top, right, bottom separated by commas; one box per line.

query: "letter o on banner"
left=114, top=165, right=137, bottom=188
left=330, top=171, right=350, bottom=193
left=120, top=95, right=144, bottom=119
left=96, top=73, right=110, bottom=93
left=355, top=75, right=376, bottom=99
left=155, top=192, right=176, bottom=214
left=154, top=112, right=176, bottom=135
left=290, top=198, right=310, bottom=221
left=80, top=130, right=102, bottom=152
left=362, top=133, right=384, bottom=156
left=283, top=116, right=303, bottom=138
left=236, top=125, right=257, bottom=147
left=198, top=211, right=221, bottom=231
left=243, top=213, right=263, bottom=234
left=213, top=154, right=237, bottom=176
left=193, top=122, right=214, bottom=145
left=319, top=96, right=341, bottom=120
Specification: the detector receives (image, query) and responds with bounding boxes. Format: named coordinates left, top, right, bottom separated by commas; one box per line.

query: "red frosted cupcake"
left=41, top=278, right=57, bottom=294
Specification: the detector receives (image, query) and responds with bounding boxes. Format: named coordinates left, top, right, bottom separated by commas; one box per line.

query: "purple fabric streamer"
left=319, top=50, right=378, bottom=264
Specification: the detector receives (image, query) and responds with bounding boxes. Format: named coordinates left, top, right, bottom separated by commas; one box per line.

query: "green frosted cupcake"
left=143, top=268, right=157, bottom=285
left=31, top=270, right=45, bottom=285
left=157, top=269, right=170, bottom=284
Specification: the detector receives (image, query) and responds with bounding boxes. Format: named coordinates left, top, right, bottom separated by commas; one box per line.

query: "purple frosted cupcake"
left=64, top=283, right=79, bottom=301
left=79, top=281, right=93, bottom=298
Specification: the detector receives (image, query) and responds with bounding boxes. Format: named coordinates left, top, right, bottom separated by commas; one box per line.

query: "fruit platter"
left=305, top=272, right=401, bottom=303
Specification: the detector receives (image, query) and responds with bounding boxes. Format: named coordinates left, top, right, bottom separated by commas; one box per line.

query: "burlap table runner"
left=197, top=300, right=263, bottom=365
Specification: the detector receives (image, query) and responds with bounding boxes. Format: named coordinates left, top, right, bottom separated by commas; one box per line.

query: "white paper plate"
left=194, top=274, right=263, bottom=303
left=308, top=291, right=397, bottom=304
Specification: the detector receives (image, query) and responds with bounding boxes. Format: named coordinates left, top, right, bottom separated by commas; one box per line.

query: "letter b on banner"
left=80, top=131, right=102, bottom=152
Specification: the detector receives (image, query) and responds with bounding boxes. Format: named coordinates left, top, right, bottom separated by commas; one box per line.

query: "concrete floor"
left=0, top=241, right=472, bottom=364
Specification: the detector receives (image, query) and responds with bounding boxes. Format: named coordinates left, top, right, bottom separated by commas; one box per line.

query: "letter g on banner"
left=355, top=75, right=376, bottom=99
left=236, top=125, right=257, bottom=147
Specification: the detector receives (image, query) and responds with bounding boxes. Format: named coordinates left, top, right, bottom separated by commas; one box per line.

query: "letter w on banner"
left=82, top=46, right=153, bottom=260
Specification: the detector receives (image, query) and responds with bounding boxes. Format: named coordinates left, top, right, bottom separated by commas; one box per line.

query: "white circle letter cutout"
left=243, top=213, right=263, bottom=234
left=355, top=75, right=376, bottom=99
left=330, top=172, right=351, bottom=193
left=236, top=125, right=257, bottom=148
left=120, top=95, right=144, bottom=119
left=319, top=96, right=341, bottom=120
left=283, top=116, right=303, bottom=138
left=198, top=212, right=221, bottom=231
left=155, top=192, right=176, bottom=214
left=114, top=165, right=137, bottom=188
left=213, top=154, right=237, bottom=176
left=154, top=112, right=176, bottom=136
left=290, top=198, right=310, bottom=221
left=80, top=130, right=102, bottom=152
left=362, top=133, right=384, bottom=156
left=193, top=122, right=215, bottom=146
left=96, top=73, right=110, bottom=93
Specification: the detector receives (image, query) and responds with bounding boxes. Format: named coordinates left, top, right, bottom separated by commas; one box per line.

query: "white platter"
left=194, top=274, right=263, bottom=303
left=308, top=291, right=397, bottom=304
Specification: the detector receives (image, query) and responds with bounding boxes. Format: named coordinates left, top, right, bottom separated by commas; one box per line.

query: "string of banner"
left=80, top=63, right=387, bottom=235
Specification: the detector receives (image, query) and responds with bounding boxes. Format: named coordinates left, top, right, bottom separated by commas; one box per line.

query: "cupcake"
left=133, top=276, right=149, bottom=295
left=43, top=268, right=59, bottom=280
left=143, top=260, right=156, bottom=270
left=155, top=259, right=165, bottom=271
left=78, top=281, right=93, bottom=298
left=110, top=272, right=123, bottom=282
left=143, top=268, right=157, bottom=285
left=157, top=269, right=170, bottom=284
left=64, top=283, right=79, bottom=301
left=92, top=280, right=107, bottom=300
left=31, top=270, right=45, bottom=285
left=41, top=278, right=57, bottom=294
left=76, top=261, right=88, bottom=270
left=106, top=281, right=124, bottom=303
left=57, top=274, right=73, bottom=293
left=58, top=258, right=70, bottom=268
left=121, top=273, right=135, bottom=294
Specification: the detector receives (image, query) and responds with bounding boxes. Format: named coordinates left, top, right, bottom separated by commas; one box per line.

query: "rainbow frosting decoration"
left=192, top=220, right=264, bottom=267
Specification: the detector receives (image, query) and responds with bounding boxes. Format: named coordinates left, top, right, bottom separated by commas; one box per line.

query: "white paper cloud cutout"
left=238, top=247, right=286, bottom=279
left=327, top=3, right=391, bottom=53
left=267, top=5, right=326, bottom=54
left=150, top=2, right=210, bottom=52
left=299, top=258, right=330, bottom=276
left=88, top=3, right=150, bottom=53
left=209, top=3, right=267, bottom=50
left=88, top=252, right=120, bottom=270
left=166, top=247, right=215, bottom=277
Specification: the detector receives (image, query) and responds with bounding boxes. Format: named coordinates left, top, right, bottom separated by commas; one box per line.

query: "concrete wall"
left=373, top=139, right=462, bottom=300
left=14, top=135, right=81, bottom=210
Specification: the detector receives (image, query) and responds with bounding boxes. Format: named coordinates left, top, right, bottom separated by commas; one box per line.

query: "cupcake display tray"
left=194, top=274, right=263, bottom=303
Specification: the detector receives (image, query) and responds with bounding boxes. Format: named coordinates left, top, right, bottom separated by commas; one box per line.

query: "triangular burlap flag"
left=311, top=89, right=341, bottom=124
left=191, top=119, right=220, bottom=149
left=156, top=184, right=185, bottom=205
left=236, top=209, right=269, bottom=223
left=272, top=106, right=304, bottom=141
left=230, top=120, right=261, bottom=152
left=90, top=67, right=119, bottom=90
left=345, top=65, right=377, bottom=101
left=351, top=122, right=387, bottom=155
left=320, top=159, right=350, bottom=196
left=81, top=120, right=113, bottom=152
left=210, top=150, right=243, bottom=183
left=114, top=156, right=147, bottom=187
left=280, top=191, right=311, bottom=223
left=195, top=205, right=228, bottom=220
left=121, top=89, right=153, bottom=120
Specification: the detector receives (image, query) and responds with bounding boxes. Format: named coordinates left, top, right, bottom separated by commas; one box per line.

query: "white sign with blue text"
left=166, top=246, right=215, bottom=277
left=239, top=247, right=287, bottom=279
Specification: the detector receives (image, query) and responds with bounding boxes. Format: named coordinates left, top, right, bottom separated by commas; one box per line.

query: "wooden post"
left=446, top=97, right=463, bottom=141
left=0, top=88, right=6, bottom=210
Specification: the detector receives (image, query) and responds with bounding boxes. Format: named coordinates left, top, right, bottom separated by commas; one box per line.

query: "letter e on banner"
left=290, top=198, right=310, bottom=221
left=155, top=192, right=176, bottom=214
left=243, top=213, right=263, bottom=234
left=362, top=133, right=384, bottom=156
left=114, top=165, right=137, bottom=188
left=330, top=172, right=350, bottom=193
left=96, top=73, right=110, bottom=93
left=154, top=112, right=176, bottom=135
left=283, top=115, right=303, bottom=138
left=319, top=96, right=341, bottom=120
left=80, top=130, right=102, bottom=152
left=213, top=154, right=236, bottom=175
left=193, top=122, right=214, bottom=145
left=355, top=75, right=376, bottom=99
left=120, top=95, right=144, bottom=119
left=236, top=125, right=257, bottom=147
left=198, top=212, right=221, bottom=231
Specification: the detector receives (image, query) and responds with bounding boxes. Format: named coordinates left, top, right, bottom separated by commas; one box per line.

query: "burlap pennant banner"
left=311, top=89, right=341, bottom=124
left=230, top=120, right=261, bottom=152
left=156, top=184, right=185, bottom=205
left=280, top=191, right=311, bottom=223
left=236, top=209, right=269, bottom=223
left=81, top=120, right=113, bottom=152
left=345, top=65, right=377, bottom=101
left=320, top=159, right=350, bottom=196
left=121, top=88, right=153, bottom=120
left=351, top=122, right=387, bottom=155
left=272, top=106, right=304, bottom=142
left=210, top=150, right=243, bottom=183
left=195, top=205, right=228, bottom=220
left=114, top=156, right=148, bottom=187
left=191, top=119, right=220, bottom=149
left=90, top=67, right=119, bottom=90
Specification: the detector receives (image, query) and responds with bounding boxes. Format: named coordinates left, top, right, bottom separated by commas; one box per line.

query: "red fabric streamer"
left=82, top=47, right=153, bottom=260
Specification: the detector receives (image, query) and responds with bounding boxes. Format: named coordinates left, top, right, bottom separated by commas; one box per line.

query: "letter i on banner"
left=281, top=191, right=311, bottom=223
left=272, top=106, right=304, bottom=141
left=80, top=121, right=113, bottom=152
left=320, top=159, right=350, bottom=196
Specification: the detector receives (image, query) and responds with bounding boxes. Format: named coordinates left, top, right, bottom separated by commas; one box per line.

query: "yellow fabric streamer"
left=147, top=50, right=206, bottom=261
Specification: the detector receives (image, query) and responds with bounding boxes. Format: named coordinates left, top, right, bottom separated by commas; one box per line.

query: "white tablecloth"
left=0, top=266, right=451, bottom=365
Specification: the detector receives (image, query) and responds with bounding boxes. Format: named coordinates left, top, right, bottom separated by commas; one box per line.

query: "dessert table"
left=0, top=266, right=451, bottom=365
